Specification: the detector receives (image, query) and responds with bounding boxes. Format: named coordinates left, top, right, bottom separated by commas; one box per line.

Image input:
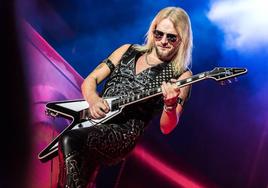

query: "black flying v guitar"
left=38, top=67, right=247, bottom=162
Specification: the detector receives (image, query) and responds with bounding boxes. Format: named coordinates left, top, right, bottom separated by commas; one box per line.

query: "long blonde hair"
left=135, top=7, right=193, bottom=75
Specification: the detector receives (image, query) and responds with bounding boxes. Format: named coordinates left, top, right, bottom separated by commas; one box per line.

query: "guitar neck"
left=111, top=71, right=209, bottom=108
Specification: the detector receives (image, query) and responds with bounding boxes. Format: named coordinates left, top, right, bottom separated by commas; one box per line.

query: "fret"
left=179, top=80, right=187, bottom=85
left=186, top=78, right=192, bottom=82
left=198, top=73, right=206, bottom=78
left=191, top=75, right=199, bottom=81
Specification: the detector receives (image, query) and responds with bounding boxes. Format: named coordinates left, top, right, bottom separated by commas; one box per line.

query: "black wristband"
left=104, top=58, right=115, bottom=73
left=177, top=97, right=184, bottom=106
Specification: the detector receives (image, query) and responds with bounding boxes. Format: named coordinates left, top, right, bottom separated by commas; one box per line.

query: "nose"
left=160, top=35, right=168, bottom=45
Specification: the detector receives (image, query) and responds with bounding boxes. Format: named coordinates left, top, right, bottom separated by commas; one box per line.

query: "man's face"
left=153, top=18, right=181, bottom=61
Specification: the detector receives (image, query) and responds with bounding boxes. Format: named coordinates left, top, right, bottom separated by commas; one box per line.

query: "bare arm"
left=160, top=70, right=192, bottom=134
left=81, top=44, right=131, bottom=119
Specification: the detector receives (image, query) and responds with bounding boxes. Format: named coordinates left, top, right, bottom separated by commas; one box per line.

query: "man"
left=57, top=6, right=193, bottom=188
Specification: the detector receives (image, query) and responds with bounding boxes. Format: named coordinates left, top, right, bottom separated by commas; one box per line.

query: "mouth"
left=158, top=45, right=171, bottom=50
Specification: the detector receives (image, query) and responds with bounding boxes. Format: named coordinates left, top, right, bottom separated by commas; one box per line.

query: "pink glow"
left=133, top=145, right=205, bottom=188
left=23, top=21, right=84, bottom=188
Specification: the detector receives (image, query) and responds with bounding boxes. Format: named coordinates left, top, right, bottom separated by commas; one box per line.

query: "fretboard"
left=111, top=71, right=208, bottom=110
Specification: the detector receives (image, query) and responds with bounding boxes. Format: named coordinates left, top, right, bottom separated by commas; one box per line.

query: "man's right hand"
left=88, top=98, right=110, bottom=119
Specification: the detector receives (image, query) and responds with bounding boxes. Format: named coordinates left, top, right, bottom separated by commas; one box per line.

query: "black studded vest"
left=101, top=45, right=178, bottom=125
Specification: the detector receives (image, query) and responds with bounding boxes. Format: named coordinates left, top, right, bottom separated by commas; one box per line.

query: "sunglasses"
left=153, top=29, right=179, bottom=43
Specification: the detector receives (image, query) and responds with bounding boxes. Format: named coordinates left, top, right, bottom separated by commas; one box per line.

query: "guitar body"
left=38, top=97, right=122, bottom=162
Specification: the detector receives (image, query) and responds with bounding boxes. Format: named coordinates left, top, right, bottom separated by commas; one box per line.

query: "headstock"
left=207, top=67, right=247, bottom=83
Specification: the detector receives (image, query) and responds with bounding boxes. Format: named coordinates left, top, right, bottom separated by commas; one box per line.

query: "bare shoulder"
left=109, top=44, right=131, bottom=66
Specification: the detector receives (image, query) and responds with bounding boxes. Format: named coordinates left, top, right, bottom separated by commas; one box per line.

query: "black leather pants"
left=57, top=120, right=144, bottom=188
left=57, top=129, right=99, bottom=188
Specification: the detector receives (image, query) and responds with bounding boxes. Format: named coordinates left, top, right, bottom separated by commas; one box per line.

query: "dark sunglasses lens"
left=154, top=30, right=179, bottom=43
left=167, top=34, right=177, bottom=43
left=154, top=30, right=164, bottom=39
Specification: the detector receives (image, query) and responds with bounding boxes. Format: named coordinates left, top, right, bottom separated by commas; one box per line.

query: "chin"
left=155, top=45, right=176, bottom=61
left=157, top=50, right=172, bottom=61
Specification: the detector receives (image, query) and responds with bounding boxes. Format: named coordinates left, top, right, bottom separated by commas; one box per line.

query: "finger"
left=91, top=106, right=105, bottom=119
left=98, top=102, right=109, bottom=113
left=102, top=99, right=110, bottom=112
left=95, top=106, right=106, bottom=117
left=172, top=84, right=180, bottom=92
left=170, top=78, right=177, bottom=83
left=166, top=82, right=174, bottom=94
left=161, top=84, right=167, bottom=98
left=168, top=82, right=175, bottom=90
left=89, top=108, right=98, bottom=119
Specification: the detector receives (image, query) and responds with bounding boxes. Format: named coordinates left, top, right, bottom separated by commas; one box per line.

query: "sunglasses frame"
left=153, top=29, right=180, bottom=44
